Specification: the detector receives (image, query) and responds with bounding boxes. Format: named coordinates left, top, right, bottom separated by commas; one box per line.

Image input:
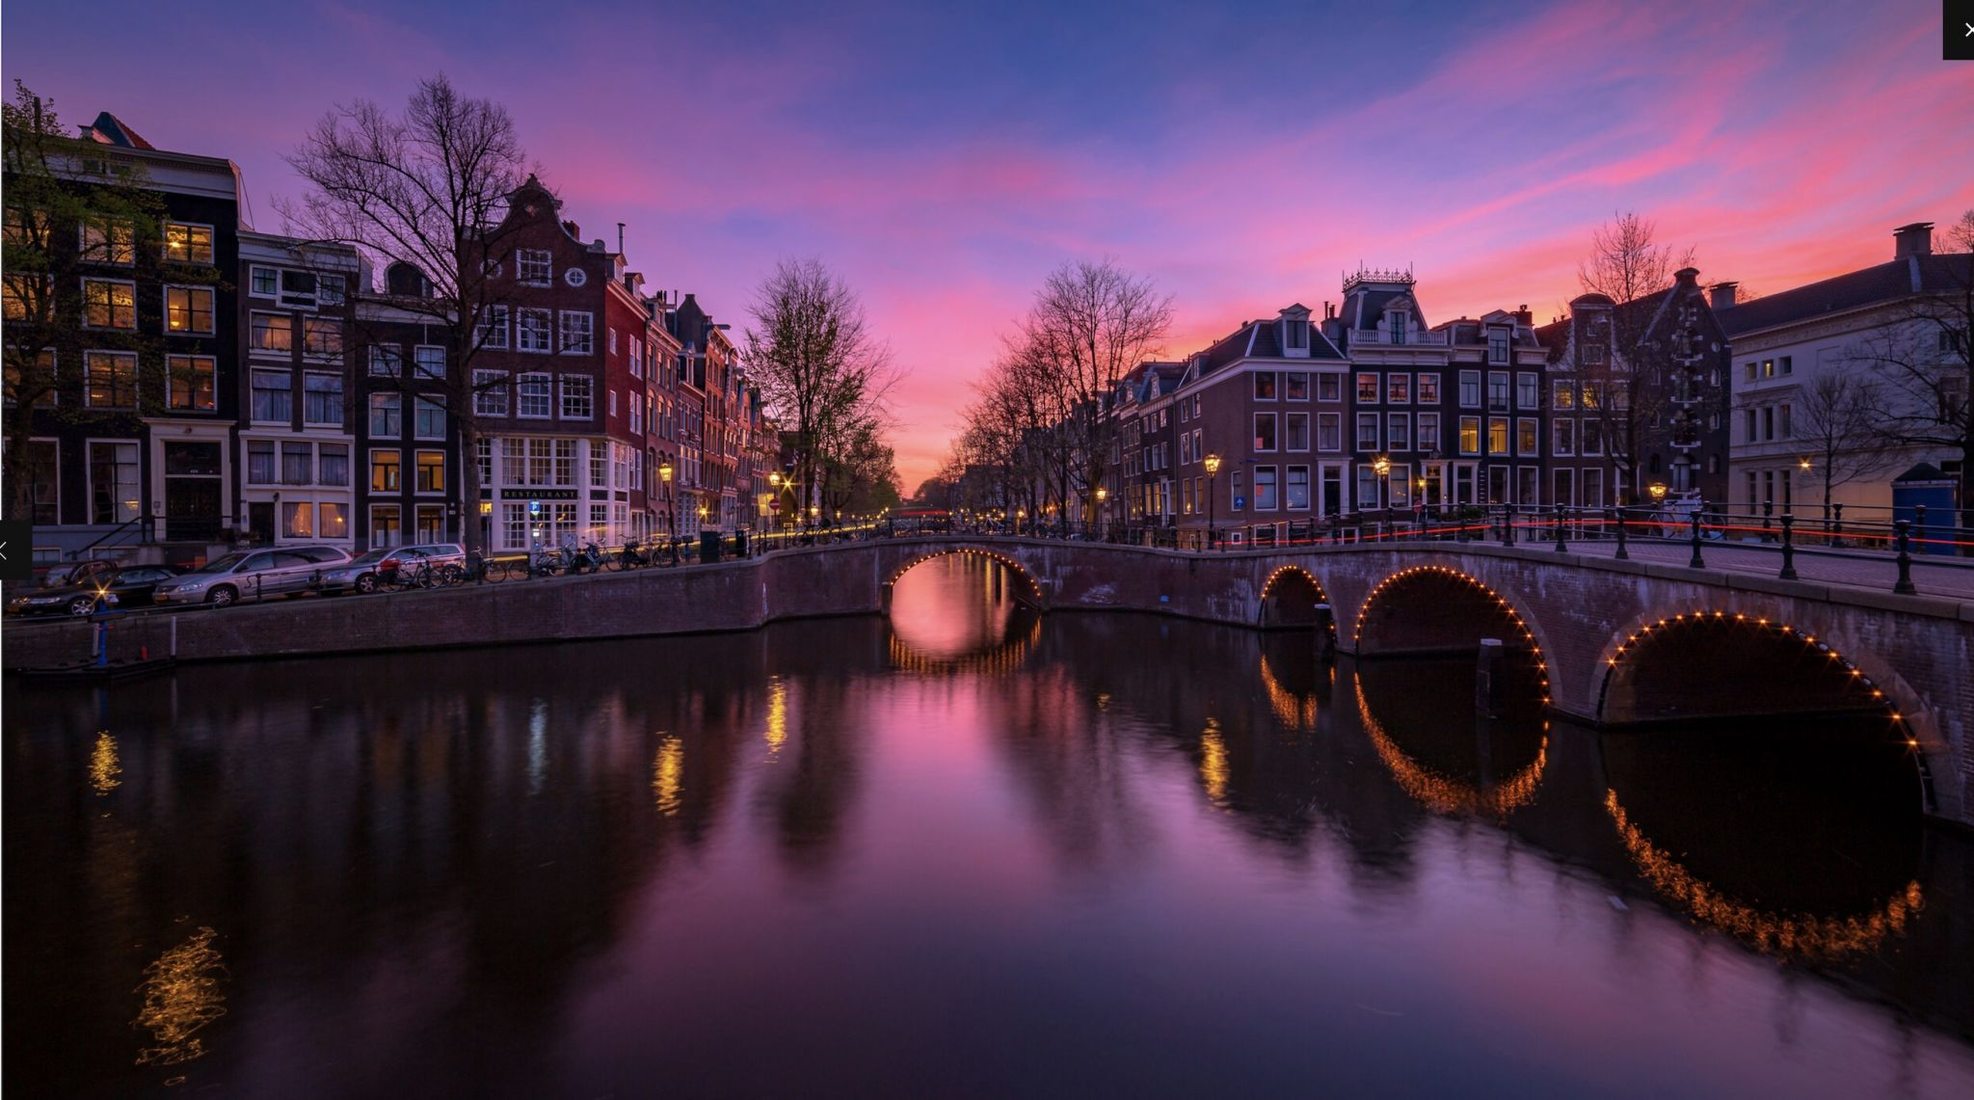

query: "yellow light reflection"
left=652, top=735, right=684, bottom=816
left=1356, top=678, right=1547, bottom=817
left=1603, top=789, right=1922, bottom=962
left=1259, top=653, right=1320, bottom=731
left=133, top=926, right=226, bottom=1067
left=1200, top=719, right=1230, bottom=806
left=90, top=730, right=122, bottom=796
left=765, top=679, right=788, bottom=756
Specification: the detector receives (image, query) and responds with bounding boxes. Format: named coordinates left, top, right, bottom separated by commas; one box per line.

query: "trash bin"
left=732, top=530, right=748, bottom=558
left=700, top=530, right=721, bottom=563
left=1892, top=463, right=1958, bottom=556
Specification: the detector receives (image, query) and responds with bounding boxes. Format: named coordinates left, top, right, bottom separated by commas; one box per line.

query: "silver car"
left=317, top=543, right=467, bottom=594
left=152, top=545, right=352, bottom=607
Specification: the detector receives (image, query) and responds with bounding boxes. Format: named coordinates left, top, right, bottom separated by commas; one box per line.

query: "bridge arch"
left=1256, top=565, right=1330, bottom=629
left=884, top=546, right=1045, bottom=607
left=1352, top=564, right=1554, bottom=706
left=1594, top=607, right=1934, bottom=814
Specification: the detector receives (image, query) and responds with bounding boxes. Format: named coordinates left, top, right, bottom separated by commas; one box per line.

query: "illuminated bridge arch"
left=884, top=546, right=1046, bottom=608
left=1352, top=565, right=1554, bottom=706
left=1256, top=565, right=1330, bottom=629
left=1595, top=607, right=1934, bottom=814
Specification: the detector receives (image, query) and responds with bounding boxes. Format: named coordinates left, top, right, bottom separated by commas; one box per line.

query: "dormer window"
left=1386, top=310, right=1408, bottom=345
left=1488, top=331, right=1509, bottom=364
left=1283, top=315, right=1310, bottom=355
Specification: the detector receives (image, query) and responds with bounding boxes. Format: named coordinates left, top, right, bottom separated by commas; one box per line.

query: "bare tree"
left=1848, top=210, right=1974, bottom=524
left=743, top=258, right=893, bottom=523
left=1575, top=211, right=1699, bottom=501
left=1796, top=371, right=1895, bottom=519
left=1017, top=260, right=1172, bottom=524
left=281, top=74, right=530, bottom=555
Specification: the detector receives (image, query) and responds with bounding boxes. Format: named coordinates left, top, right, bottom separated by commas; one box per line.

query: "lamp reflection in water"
left=765, top=678, right=788, bottom=756
left=89, top=730, right=122, bottom=796
left=134, top=926, right=227, bottom=1067
left=1199, top=718, right=1230, bottom=806
left=652, top=734, right=684, bottom=816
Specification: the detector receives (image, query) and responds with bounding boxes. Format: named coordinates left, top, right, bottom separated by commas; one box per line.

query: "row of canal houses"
left=1104, top=266, right=1734, bottom=545
left=8, top=111, right=780, bottom=565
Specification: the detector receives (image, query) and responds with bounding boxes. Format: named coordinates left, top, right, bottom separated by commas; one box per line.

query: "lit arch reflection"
left=1354, top=676, right=1547, bottom=818
left=1258, top=650, right=1321, bottom=732
left=1604, top=789, right=1923, bottom=962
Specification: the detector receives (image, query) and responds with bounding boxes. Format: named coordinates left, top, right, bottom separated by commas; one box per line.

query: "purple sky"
left=8, top=0, right=1971, bottom=488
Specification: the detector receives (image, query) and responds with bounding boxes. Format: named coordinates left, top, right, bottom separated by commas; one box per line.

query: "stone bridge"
left=9, top=535, right=1972, bottom=825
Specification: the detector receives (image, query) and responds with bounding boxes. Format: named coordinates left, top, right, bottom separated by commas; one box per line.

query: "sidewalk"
left=1561, top=537, right=1974, bottom=603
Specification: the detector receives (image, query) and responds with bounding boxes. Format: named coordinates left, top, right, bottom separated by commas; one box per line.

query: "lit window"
left=371, top=450, right=402, bottom=492
left=251, top=312, right=293, bottom=352
left=162, top=222, right=214, bottom=264
left=83, top=279, right=136, bottom=329
left=85, top=351, right=138, bottom=408
left=165, top=286, right=215, bottom=334
left=81, top=218, right=135, bottom=265
left=166, top=354, right=216, bottom=411
left=415, top=450, right=446, bottom=493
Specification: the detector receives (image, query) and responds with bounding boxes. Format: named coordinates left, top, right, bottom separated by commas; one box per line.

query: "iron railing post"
left=1554, top=502, right=1568, bottom=553
left=1893, top=520, right=1916, bottom=595
left=1688, top=509, right=1706, bottom=570
left=1614, top=506, right=1629, bottom=560
left=1778, top=513, right=1798, bottom=580
left=1501, top=504, right=1515, bottom=547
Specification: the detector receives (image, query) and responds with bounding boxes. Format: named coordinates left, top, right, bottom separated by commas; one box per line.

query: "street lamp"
left=1203, top=453, right=1222, bottom=550
left=659, top=460, right=674, bottom=543
left=1373, top=454, right=1391, bottom=512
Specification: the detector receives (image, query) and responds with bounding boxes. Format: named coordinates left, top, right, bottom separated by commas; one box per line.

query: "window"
left=629, top=396, right=641, bottom=435
left=477, top=305, right=510, bottom=350
left=608, top=389, right=618, bottom=418
left=517, top=308, right=552, bottom=352
left=414, top=396, right=446, bottom=439
left=247, top=441, right=276, bottom=484
left=82, top=351, right=137, bottom=409
left=560, top=311, right=594, bottom=355
left=162, top=222, right=214, bottom=264
left=1458, top=416, right=1481, bottom=455
left=1763, top=406, right=1775, bottom=441
left=83, top=279, right=136, bottom=328
left=88, top=441, right=140, bottom=523
left=1179, top=430, right=1192, bottom=465
left=280, top=269, right=320, bottom=308
left=282, top=442, right=313, bottom=485
left=1744, top=407, right=1758, bottom=443
left=1744, top=361, right=1758, bottom=382
left=251, top=313, right=293, bottom=352
left=1762, top=358, right=1775, bottom=379
left=1417, top=412, right=1441, bottom=452
left=1582, top=421, right=1603, bottom=456
left=1552, top=380, right=1574, bottom=410
left=1552, top=419, right=1575, bottom=456
left=517, top=249, right=552, bottom=286
left=518, top=373, right=552, bottom=418
left=1181, top=477, right=1193, bottom=515
left=1252, top=412, right=1277, bottom=451
left=1458, top=371, right=1481, bottom=408
left=1387, top=413, right=1411, bottom=451
left=1286, top=317, right=1309, bottom=350
left=303, top=373, right=342, bottom=425
left=1517, top=419, right=1538, bottom=457
left=1779, top=355, right=1793, bottom=375
left=1487, top=372, right=1510, bottom=410
left=1287, top=466, right=1310, bottom=509
left=1356, top=412, right=1380, bottom=450
left=608, top=328, right=619, bottom=356
left=1285, top=372, right=1309, bottom=400
left=1583, top=344, right=1606, bottom=366
left=282, top=501, right=315, bottom=539
left=630, top=335, right=643, bottom=378
left=1317, top=374, right=1342, bottom=402
left=415, top=450, right=445, bottom=493
left=370, top=450, right=402, bottom=492
left=1552, top=468, right=1576, bottom=508
left=1229, top=471, right=1244, bottom=512
left=561, top=375, right=594, bottom=419
left=167, top=354, right=216, bottom=411
left=1357, top=373, right=1380, bottom=402
left=161, top=286, right=215, bottom=334
left=320, top=444, right=349, bottom=486
left=81, top=218, right=135, bottom=265
left=1317, top=412, right=1342, bottom=452
left=413, top=345, right=445, bottom=379
left=369, top=392, right=401, bottom=437
left=1582, top=468, right=1604, bottom=508
left=1488, top=331, right=1510, bottom=364
left=1253, top=371, right=1278, bottom=400
left=1255, top=466, right=1278, bottom=510
left=371, top=505, right=403, bottom=548
left=250, top=266, right=277, bottom=297
left=473, top=369, right=508, bottom=416
left=1415, top=372, right=1440, bottom=404
left=1387, top=373, right=1410, bottom=403
left=1286, top=412, right=1309, bottom=450
left=304, top=317, right=342, bottom=357
left=1517, top=373, right=1539, bottom=409
left=1778, top=403, right=1792, bottom=438
left=1610, top=380, right=1630, bottom=410
left=318, top=274, right=347, bottom=306
left=369, top=346, right=403, bottom=377
left=416, top=504, right=445, bottom=542
left=1357, top=466, right=1380, bottom=508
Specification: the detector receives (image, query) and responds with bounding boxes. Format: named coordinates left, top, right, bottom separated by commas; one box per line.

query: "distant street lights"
left=1204, top=453, right=1222, bottom=549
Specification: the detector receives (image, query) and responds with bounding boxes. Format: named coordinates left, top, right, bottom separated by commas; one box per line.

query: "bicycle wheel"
left=607, top=551, right=627, bottom=572
left=480, top=558, right=505, bottom=583
left=438, top=564, right=465, bottom=587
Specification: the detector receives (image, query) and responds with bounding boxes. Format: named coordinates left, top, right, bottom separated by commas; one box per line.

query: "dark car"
left=102, top=564, right=185, bottom=609
left=9, top=568, right=120, bottom=617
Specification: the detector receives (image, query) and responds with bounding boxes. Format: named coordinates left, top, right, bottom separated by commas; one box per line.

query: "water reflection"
left=4, top=589, right=1971, bottom=1095
left=88, top=730, right=121, bottom=796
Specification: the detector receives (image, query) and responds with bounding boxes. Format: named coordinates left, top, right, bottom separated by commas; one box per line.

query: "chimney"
left=1515, top=304, right=1532, bottom=326
left=1709, top=282, right=1737, bottom=310
left=1893, top=222, right=1934, bottom=259
left=563, top=220, right=581, bottom=239
left=1674, top=266, right=1700, bottom=288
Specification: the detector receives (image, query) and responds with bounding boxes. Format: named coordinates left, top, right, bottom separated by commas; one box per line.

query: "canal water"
left=5, top=553, right=1972, bottom=1097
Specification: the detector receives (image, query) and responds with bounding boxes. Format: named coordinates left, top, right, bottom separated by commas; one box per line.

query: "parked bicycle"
left=610, top=539, right=651, bottom=571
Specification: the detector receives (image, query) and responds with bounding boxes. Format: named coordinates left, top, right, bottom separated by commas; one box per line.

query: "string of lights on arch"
left=1352, top=564, right=1551, bottom=706
left=888, top=547, right=1044, bottom=601
left=1259, top=564, right=1327, bottom=603
left=1354, top=676, right=1549, bottom=818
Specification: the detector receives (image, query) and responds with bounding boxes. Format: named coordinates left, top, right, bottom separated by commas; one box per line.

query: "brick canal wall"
left=8, top=536, right=1972, bottom=827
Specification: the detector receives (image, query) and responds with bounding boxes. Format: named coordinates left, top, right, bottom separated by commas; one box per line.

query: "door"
left=163, top=442, right=223, bottom=541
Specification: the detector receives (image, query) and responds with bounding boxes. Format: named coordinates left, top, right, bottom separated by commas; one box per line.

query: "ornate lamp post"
left=1203, top=453, right=1222, bottom=550
left=659, top=460, right=675, bottom=542
left=1095, top=486, right=1108, bottom=539
left=1373, top=454, right=1391, bottom=512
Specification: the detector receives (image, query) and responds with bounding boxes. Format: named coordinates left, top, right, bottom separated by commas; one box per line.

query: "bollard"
left=1313, top=603, right=1336, bottom=663
left=1554, top=502, right=1568, bottom=553
left=1613, top=505, right=1629, bottom=560
left=1688, top=509, right=1706, bottom=569
left=1475, top=638, right=1505, bottom=719
left=1778, top=513, right=1798, bottom=580
left=1915, top=504, right=1928, bottom=555
left=1502, top=504, right=1516, bottom=547
left=1893, top=520, right=1916, bottom=595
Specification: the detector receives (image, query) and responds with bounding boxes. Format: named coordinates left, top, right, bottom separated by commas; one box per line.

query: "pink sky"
left=8, top=0, right=1971, bottom=490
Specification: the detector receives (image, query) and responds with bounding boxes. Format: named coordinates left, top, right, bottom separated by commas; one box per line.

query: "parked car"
left=102, top=564, right=185, bottom=609
left=152, top=546, right=352, bottom=607
left=30, top=558, right=118, bottom=590
left=317, top=543, right=467, bottom=594
left=8, top=568, right=121, bottom=617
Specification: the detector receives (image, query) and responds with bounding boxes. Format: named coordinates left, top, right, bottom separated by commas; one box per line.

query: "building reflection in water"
left=3, top=570, right=1970, bottom=1096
